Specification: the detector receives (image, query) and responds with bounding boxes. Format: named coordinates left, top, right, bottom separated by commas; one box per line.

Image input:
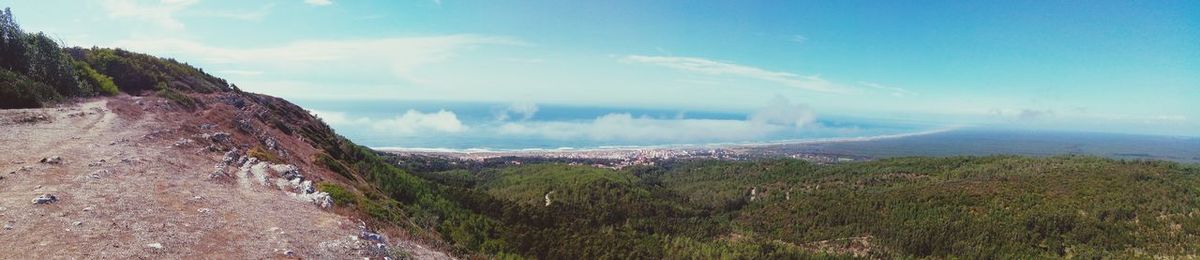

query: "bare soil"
left=0, top=97, right=450, bottom=259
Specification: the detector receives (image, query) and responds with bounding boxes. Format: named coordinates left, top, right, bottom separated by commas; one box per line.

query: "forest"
left=369, top=154, right=1200, bottom=258
left=0, top=8, right=229, bottom=108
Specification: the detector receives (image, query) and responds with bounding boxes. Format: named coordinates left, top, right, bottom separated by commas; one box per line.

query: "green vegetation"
left=3, top=7, right=1195, bottom=259
left=1, top=8, right=228, bottom=108
left=0, top=68, right=59, bottom=108
left=246, top=146, right=283, bottom=163
left=319, top=183, right=357, bottom=207
left=69, top=47, right=228, bottom=94
left=73, top=60, right=118, bottom=96
left=373, top=155, right=1200, bottom=259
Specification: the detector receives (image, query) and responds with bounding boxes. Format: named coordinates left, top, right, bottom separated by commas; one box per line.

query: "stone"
left=72, top=221, right=82, bottom=226
left=31, top=194, right=58, bottom=204
left=3, top=223, right=12, bottom=230
left=39, top=156, right=63, bottom=164
left=147, top=243, right=163, bottom=249
left=207, top=132, right=231, bottom=142
left=360, top=231, right=386, bottom=243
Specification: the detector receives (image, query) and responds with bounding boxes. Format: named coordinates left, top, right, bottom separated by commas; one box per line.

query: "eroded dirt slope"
left=0, top=97, right=448, bottom=259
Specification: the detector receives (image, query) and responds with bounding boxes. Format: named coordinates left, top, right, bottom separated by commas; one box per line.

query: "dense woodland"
left=0, top=8, right=229, bottom=108
left=363, top=155, right=1200, bottom=258
left=3, top=8, right=1199, bottom=259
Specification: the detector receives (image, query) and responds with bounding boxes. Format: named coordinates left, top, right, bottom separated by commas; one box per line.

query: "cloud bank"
left=108, top=35, right=521, bottom=82
left=497, top=96, right=817, bottom=143
left=101, top=0, right=198, bottom=30
left=495, top=102, right=539, bottom=121
left=311, top=109, right=467, bottom=135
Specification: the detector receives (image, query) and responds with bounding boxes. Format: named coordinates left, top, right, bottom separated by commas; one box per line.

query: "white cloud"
left=373, top=110, right=467, bottom=134
left=620, top=55, right=849, bottom=93
left=108, top=35, right=521, bottom=81
left=498, top=114, right=781, bottom=142
left=988, top=108, right=1056, bottom=121
left=749, top=95, right=816, bottom=127
left=495, top=102, right=538, bottom=121
left=101, top=0, right=198, bottom=30
left=497, top=96, right=817, bottom=143
left=789, top=35, right=807, bottom=43
left=310, top=109, right=369, bottom=125
left=310, top=109, right=467, bottom=135
left=193, top=4, right=275, bottom=21
left=859, top=81, right=915, bottom=97
left=304, top=0, right=333, bottom=6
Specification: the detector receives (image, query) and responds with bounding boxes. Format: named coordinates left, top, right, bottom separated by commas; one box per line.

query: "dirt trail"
left=0, top=98, right=420, bottom=259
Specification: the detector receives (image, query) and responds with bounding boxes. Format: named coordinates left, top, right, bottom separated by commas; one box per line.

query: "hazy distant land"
left=381, top=128, right=1200, bottom=164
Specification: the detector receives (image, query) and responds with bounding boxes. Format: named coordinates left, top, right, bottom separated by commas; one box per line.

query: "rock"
left=280, top=169, right=302, bottom=181
left=3, top=223, right=11, bottom=230
left=82, top=207, right=93, bottom=212
left=300, top=180, right=315, bottom=194
left=263, top=137, right=279, bottom=151
left=147, top=243, right=163, bottom=249
left=31, top=194, right=58, bottom=204
left=199, top=123, right=216, bottom=130
left=88, top=169, right=109, bottom=179
left=72, top=221, right=82, bottom=226
left=207, top=132, right=231, bottom=142
left=197, top=208, right=211, bottom=214
left=172, top=138, right=194, bottom=147
left=235, top=119, right=255, bottom=134
left=39, top=156, right=63, bottom=164
left=360, top=231, right=386, bottom=243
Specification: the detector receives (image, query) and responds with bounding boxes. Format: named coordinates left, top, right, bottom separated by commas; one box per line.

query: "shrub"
left=73, top=60, right=118, bottom=96
left=319, top=183, right=358, bottom=206
left=0, top=68, right=59, bottom=108
left=156, top=86, right=197, bottom=109
left=247, top=146, right=283, bottom=163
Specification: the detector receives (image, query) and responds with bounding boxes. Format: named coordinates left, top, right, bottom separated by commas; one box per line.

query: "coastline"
left=374, top=126, right=963, bottom=160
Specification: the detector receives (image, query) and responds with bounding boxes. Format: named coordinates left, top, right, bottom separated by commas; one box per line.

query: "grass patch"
left=319, top=183, right=358, bottom=206
left=316, top=153, right=355, bottom=180
left=247, top=146, right=283, bottom=163
left=156, top=86, right=197, bottom=109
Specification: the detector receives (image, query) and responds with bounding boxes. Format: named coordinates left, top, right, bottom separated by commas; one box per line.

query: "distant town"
left=381, top=146, right=865, bottom=170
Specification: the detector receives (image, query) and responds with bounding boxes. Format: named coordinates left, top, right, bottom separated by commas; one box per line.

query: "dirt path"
left=0, top=98, right=402, bottom=259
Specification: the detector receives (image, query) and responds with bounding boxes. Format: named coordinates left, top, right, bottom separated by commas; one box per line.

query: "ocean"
left=293, top=100, right=946, bottom=151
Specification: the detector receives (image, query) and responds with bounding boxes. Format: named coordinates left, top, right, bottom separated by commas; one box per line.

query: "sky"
left=3, top=0, right=1198, bottom=137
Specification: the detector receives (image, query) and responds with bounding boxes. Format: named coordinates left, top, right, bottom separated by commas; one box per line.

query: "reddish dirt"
left=0, top=96, right=451, bottom=259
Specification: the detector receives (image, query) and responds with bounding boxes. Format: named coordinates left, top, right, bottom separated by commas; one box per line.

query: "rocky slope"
left=0, top=93, right=452, bottom=258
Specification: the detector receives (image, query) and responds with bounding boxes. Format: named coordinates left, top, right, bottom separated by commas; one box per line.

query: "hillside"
left=394, top=155, right=1200, bottom=259
left=0, top=9, right=460, bottom=259
left=4, top=7, right=1200, bottom=259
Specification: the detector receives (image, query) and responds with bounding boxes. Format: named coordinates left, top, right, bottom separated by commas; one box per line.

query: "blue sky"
left=4, top=0, right=1198, bottom=136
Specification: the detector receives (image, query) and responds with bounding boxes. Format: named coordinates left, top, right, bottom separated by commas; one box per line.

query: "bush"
left=319, top=183, right=358, bottom=206
left=247, top=146, right=283, bottom=163
left=156, top=87, right=197, bottom=109
left=73, top=60, right=118, bottom=96
left=0, top=68, right=59, bottom=108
